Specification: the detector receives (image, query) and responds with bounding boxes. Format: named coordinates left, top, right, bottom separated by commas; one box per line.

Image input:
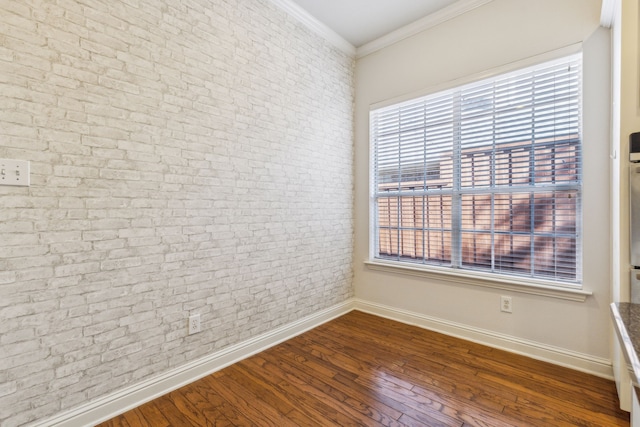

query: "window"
left=370, top=54, right=582, bottom=285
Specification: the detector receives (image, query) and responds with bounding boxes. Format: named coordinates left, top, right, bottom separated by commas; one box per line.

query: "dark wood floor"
left=99, top=310, right=629, bottom=426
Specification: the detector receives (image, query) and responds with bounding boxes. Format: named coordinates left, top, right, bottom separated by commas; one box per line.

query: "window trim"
left=367, top=44, right=588, bottom=295
left=364, top=259, right=592, bottom=302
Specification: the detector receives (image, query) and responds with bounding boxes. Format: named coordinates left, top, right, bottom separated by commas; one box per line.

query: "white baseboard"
left=31, top=300, right=355, bottom=427
left=33, top=297, right=613, bottom=426
left=353, top=299, right=614, bottom=380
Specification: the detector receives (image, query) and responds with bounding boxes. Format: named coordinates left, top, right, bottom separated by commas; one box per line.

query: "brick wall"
left=0, top=0, right=354, bottom=424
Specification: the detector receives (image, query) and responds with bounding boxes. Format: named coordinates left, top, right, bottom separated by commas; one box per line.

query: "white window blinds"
left=371, top=53, right=582, bottom=284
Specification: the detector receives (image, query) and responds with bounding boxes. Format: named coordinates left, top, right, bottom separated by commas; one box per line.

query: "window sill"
left=363, top=260, right=593, bottom=302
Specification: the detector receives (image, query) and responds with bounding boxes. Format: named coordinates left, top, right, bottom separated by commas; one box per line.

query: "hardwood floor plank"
left=476, top=366, right=625, bottom=421
left=222, top=363, right=308, bottom=421
left=326, top=312, right=627, bottom=424
left=116, top=400, right=171, bottom=427
left=99, top=311, right=629, bottom=427
left=282, top=331, right=518, bottom=426
left=511, top=395, right=631, bottom=427
left=99, top=416, right=130, bottom=427
left=181, top=388, right=233, bottom=427
left=306, top=324, right=519, bottom=419
left=149, top=399, right=198, bottom=427
left=120, top=407, right=161, bottom=427
left=254, top=350, right=398, bottom=426
left=241, top=355, right=372, bottom=426
left=333, top=372, right=473, bottom=427
left=270, top=344, right=408, bottom=425
left=378, top=371, right=520, bottom=427
left=200, top=372, right=299, bottom=427
left=190, top=375, right=257, bottom=426
left=166, top=396, right=212, bottom=427
left=228, top=362, right=332, bottom=426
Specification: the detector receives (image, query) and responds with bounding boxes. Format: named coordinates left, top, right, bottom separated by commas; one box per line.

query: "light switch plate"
left=0, top=159, right=30, bottom=187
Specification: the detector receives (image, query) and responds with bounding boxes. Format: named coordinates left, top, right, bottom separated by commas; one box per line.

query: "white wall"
left=354, top=0, right=612, bottom=369
left=0, top=0, right=354, bottom=424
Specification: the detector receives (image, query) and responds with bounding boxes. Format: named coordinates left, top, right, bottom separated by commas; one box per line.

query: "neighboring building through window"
left=370, top=54, right=582, bottom=285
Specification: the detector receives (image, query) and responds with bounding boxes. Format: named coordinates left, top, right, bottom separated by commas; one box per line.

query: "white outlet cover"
left=500, top=296, right=512, bottom=313
left=188, top=314, right=201, bottom=335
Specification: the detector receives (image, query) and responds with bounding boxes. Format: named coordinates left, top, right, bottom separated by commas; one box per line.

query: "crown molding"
left=357, top=0, right=494, bottom=59
left=269, top=0, right=356, bottom=56
left=600, top=0, right=617, bottom=28
left=269, top=0, right=493, bottom=59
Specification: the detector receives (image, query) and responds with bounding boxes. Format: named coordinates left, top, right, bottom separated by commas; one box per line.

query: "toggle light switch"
left=0, top=159, right=30, bottom=187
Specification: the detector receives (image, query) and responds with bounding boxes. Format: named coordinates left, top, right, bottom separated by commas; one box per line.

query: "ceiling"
left=288, top=0, right=461, bottom=48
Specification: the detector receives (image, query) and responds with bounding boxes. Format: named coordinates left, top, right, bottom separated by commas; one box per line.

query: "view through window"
left=371, top=54, right=582, bottom=285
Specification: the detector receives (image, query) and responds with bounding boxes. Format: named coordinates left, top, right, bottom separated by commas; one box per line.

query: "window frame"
left=368, top=47, right=587, bottom=295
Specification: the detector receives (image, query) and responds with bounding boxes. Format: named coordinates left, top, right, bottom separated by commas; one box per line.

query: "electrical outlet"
left=188, top=314, right=201, bottom=335
left=500, top=296, right=512, bottom=313
left=0, top=159, right=30, bottom=187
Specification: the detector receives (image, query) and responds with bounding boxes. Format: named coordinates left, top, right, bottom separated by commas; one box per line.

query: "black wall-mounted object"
left=631, top=132, right=640, bottom=162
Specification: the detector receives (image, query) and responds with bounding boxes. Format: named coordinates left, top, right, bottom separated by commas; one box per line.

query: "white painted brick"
left=54, top=261, right=100, bottom=277
left=55, top=355, right=102, bottom=379
left=0, top=402, right=32, bottom=427
left=0, top=381, right=17, bottom=399
left=0, top=0, right=354, bottom=423
left=83, top=320, right=119, bottom=338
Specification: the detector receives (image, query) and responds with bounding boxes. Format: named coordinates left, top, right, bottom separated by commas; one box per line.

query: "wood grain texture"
left=98, top=311, right=629, bottom=426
